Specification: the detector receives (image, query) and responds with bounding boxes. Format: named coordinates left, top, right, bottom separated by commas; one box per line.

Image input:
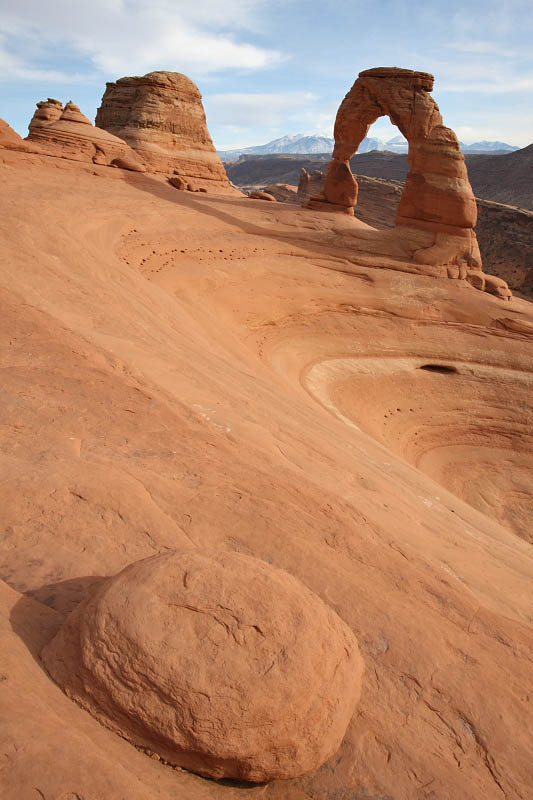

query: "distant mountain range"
left=218, top=133, right=520, bottom=161
left=225, top=143, right=533, bottom=211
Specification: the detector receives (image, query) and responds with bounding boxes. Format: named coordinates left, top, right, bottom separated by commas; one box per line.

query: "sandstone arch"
left=308, top=67, right=511, bottom=298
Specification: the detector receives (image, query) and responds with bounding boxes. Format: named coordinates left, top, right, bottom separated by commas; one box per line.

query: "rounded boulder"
left=41, top=549, right=364, bottom=782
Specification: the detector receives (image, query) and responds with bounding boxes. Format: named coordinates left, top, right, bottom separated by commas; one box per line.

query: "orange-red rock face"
left=297, top=168, right=326, bottom=203
left=26, top=101, right=145, bottom=170
left=0, top=118, right=35, bottom=152
left=1, top=153, right=533, bottom=800
left=309, top=67, right=509, bottom=297
left=95, top=71, right=233, bottom=192
left=42, top=549, right=363, bottom=782
left=28, top=98, right=63, bottom=132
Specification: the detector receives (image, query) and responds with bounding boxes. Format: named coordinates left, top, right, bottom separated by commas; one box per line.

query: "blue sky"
left=1, top=0, right=532, bottom=149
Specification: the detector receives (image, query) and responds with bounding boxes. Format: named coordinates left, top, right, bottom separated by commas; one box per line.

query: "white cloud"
left=0, top=0, right=283, bottom=79
left=397, top=44, right=533, bottom=99
left=205, top=91, right=338, bottom=148
left=205, top=91, right=319, bottom=126
left=442, top=76, right=533, bottom=93
left=433, top=58, right=533, bottom=94
left=449, top=2, right=533, bottom=39
left=447, top=40, right=518, bottom=58
left=453, top=118, right=533, bottom=146
left=0, top=35, right=87, bottom=82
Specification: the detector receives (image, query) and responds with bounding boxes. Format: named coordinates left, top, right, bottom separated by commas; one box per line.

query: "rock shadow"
left=24, top=575, right=106, bottom=617
left=121, top=172, right=366, bottom=264
left=9, top=575, right=105, bottom=668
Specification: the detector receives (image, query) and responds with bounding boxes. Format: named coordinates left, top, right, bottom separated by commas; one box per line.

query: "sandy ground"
left=1, top=150, right=533, bottom=800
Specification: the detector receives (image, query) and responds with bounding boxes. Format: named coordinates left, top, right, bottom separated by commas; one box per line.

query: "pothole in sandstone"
left=305, top=356, right=533, bottom=542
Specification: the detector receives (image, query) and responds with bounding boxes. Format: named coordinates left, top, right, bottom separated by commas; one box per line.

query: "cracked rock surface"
left=41, top=549, right=364, bottom=782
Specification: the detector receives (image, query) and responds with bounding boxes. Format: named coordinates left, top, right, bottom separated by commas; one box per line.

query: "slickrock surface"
left=1, top=146, right=533, bottom=800
left=327, top=357, right=533, bottom=543
left=96, top=71, right=234, bottom=191
left=26, top=100, right=146, bottom=170
left=0, top=118, right=35, bottom=152
left=308, top=67, right=508, bottom=297
left=42, top=549, right=363, bottom=782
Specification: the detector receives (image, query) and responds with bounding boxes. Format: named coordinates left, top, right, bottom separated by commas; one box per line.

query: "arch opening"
left=305, top=66, right=511, bottom=300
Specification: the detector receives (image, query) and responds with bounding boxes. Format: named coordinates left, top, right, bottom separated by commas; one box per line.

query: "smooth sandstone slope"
left=1, top=149, right=533, bottom=800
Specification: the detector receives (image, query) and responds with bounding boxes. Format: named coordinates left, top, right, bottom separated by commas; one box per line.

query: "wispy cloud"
left=206, top=92, right=319, bottom=125
left=447, top=40, right=518, bottom=58
left=0, top=37, right=88, bottom=82
left=1, top=0, right=532, bottom=148
left=1, top=0, right=284, bottom=80
left=442, top=76, right=533, bottom=93
left=204, top=91, right=337, bottom=146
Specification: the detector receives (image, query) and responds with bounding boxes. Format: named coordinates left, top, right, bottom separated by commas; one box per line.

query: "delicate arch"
left=305, top=68, right=512, bottom=298
left=311, top=68, right=477, bottom=231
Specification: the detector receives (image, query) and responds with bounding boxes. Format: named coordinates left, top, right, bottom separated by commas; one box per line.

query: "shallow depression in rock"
left=306, top=356, right=533, bottom=542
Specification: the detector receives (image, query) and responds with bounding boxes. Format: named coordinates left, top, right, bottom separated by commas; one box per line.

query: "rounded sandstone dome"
left=140, top=71, right=202, bottom=97
left=41, top=549, right=364, bottom=782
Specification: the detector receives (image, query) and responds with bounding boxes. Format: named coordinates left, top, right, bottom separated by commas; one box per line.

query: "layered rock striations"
left=28, top=98, right=63, bottom=133
left=95, top=71, right=233, bottom=191
left=42, top=549, right=364, bottom=782
left=308, top=67, right=511, bottom=298
left=26, top=101, right=145, bottom=170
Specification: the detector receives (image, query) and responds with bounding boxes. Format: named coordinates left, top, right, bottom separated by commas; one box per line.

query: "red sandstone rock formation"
left=28, top=98, right=63, bottom=133
left=0, top=118, right=36, bottom=152
left=298, top=167, right=326, bottom=203
left=262, top=183, right=298, bottom=203
left=248, top=190, right=276, bottom=201
left=95, top=71, right=234, bottom=192
left=308, top=67, right=511, bottom=298
left=26, top=101, right=146, bottom=170
left=42, top=549, right=363, bottom=782
left=2, top=148, right=533, bottom=800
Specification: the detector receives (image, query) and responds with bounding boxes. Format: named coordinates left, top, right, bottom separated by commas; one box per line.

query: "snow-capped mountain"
left=382, top=135, right=408, bottom=153
left=461, top=141, right=519, bottom=153
left=218, top=133, right=382, bottom=161
left=243, top=134, right=334, bottom=155
left=217, top=133, right=519, bottom=161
